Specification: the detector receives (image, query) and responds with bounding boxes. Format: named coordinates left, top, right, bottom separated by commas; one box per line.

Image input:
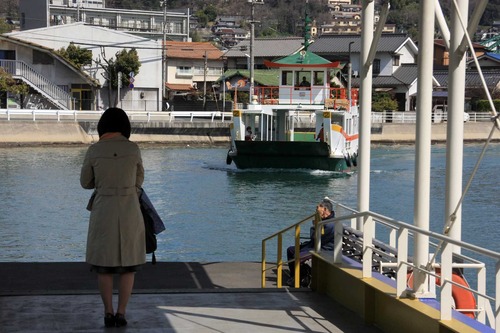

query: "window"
left=392, top=55, right=400, bottom=66
left=313, top=71, right=324, bottom=85
left=373, top=59, right=380, bottom=75
left=295, top=71, right=311, bottom=90
left=177, top=66, right=193, bottom=76
left=281, top=71, right=293, bottom=85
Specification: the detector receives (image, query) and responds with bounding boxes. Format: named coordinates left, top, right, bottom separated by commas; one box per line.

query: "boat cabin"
left=228, top=50, right=359, bottom=171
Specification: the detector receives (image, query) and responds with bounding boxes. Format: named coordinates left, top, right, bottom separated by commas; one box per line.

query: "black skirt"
left=90, top=265, right=142, bottom=274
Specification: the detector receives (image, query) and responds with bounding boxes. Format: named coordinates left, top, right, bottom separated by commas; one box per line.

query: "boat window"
left=281, top=71, right=293, bottom=85
left=332, top=114, right=343, bottom=126
left=313, top=71, right=324, bottom=85
left=295, top=71, right=311, bottom=90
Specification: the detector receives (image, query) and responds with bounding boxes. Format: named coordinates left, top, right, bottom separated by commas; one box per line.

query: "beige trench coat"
left=80, top=135, right=146, bottom=267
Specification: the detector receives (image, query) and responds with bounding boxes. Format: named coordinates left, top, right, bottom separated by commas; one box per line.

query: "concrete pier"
left=0, top=262, right=383, bottom=332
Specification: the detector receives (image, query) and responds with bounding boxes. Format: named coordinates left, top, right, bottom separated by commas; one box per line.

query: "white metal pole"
left=357, top=0, right=374, bottom=228
left=249, top=1, right=255, bottom=104
left=412, top=0, right=434, bottom=298
left=445, top=0, right=468, bottom=253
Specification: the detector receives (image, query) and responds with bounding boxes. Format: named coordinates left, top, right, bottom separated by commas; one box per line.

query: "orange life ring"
left=407, top=269, right=476, bottom=319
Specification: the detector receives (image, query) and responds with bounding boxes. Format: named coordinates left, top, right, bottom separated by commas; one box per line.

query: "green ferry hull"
left=230, top=141, right=350, bottom=172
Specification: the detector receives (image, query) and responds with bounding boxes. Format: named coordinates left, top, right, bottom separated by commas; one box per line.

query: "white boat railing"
left=313, top=200, right=500, bottom=330
left=262, top=199, right=499, bottom=329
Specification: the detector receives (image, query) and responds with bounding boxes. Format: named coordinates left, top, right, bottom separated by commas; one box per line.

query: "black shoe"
left=104, top=313, right=115, bottom=328
left=115, top=313, right=127, bottom=327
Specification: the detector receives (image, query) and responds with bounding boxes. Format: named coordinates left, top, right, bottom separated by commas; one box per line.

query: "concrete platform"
left=0, top=262, right=383, bottom=332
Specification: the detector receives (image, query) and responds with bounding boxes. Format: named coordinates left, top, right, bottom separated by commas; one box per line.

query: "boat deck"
left=0, top=262, right=383, bottom=332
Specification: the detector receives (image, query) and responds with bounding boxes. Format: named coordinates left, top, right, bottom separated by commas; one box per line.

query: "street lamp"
left=247, top=0, right=264, bottom=104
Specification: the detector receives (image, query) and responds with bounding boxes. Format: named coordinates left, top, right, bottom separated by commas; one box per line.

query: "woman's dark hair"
left=97, top=107, right=131, bottom=138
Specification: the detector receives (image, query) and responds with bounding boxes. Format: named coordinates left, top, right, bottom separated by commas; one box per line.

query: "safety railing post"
left=496, top=259, right=500, bottom=330
left=396, top=227, right=409, bottom=297
left=261, top=240, right=266, bottom=288
left=477, top=264, right=486, bottom=324
left=362, top=213, right=373, bottom=278
left=294, top=224, right=301, bottom=288
left=440, top=242, right=453, bottom=320
left=277, top=234, right=283, bottom=288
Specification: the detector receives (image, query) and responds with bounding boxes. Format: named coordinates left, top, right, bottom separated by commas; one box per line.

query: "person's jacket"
left=305, top=211, right=336, bottom=250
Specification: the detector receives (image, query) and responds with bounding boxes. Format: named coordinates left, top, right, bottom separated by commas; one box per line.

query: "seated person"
left=286, top=199, right=335, bottom=285
left=299, top=76, right=310, bottom=87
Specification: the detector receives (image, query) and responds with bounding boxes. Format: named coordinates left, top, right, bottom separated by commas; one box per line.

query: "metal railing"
left=261, top=199, right=500, bottom=330
left=1, top=60, right=72, bottom=109
left=0, top=109, right=234, bottom=123
left=0, top=108, right=494, bottom=124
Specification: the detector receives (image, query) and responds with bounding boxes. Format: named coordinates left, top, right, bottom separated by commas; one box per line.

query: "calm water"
left=0, top=143, right=498, bottom=265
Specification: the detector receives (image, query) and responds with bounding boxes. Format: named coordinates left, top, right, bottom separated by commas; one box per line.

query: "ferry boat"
left=226, top=50, right=359, bottom=172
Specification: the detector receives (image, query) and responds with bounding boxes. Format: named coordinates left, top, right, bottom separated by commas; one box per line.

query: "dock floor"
left=0, top=262, right=382, bottom=332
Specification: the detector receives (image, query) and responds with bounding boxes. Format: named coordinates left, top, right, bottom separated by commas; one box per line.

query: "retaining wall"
left=0, top=121, right=498, bottom=146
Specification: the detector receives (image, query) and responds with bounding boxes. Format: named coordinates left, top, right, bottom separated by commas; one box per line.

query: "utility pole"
left=248, top=0, right=264, bottom=104
left=161, top=1, right=167, bottom=109
left=203, top=50, right=208, bottom=109
left=348, top=41, right=354, bottom=104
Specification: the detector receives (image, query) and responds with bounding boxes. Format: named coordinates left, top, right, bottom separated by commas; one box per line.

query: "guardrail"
left=0, top=109, right=233, bottom=123
left=261, top=199, right=500, bottom=330
left=0, top=109, right=494, bottom=124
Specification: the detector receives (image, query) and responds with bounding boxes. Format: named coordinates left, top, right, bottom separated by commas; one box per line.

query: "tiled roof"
left=309, top=33, right=412, bottom=54
left=224, top=37, right=304, bottom=58
left=218, top=69, right=280, bottom=86
left=165, top=41, right=223, bottom=60
left=392, top=64, right=418, bottom=85
left=351, top=64, right=418, bottom=88
left=433, top=70, right=500, bottom=88
left=165, top=83, right=194, bottom=91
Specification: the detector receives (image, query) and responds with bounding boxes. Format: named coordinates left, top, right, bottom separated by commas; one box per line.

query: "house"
left=309, top=34, right=419, bottom=110
left=433, top=39, right=486, bottom=68
left=213, top=28, right=250, bottom=49
left=19, top=0, right=190, bottom=41
left=433, top=70, right=500, bottom=110
left=224, top=37, right=304, bottom=70
left=5, top=23, right=163, bottom=111
left=0, top=34, right=99, bottom=110
left=164, top=41, right=224, bottom=101
left=467, top=52, right=500, bottom=70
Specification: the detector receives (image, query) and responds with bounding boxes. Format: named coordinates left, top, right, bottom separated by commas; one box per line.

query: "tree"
left=56, top=43, right=92, bottom=68
left=100, top=49, right=141, bottom=106
left=372, top=92, right=398, bottom=112
left=0, top=68, right=30, bottom=107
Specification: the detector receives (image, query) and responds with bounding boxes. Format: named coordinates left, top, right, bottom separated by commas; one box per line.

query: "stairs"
left=1, top=59, right=73, bottom=110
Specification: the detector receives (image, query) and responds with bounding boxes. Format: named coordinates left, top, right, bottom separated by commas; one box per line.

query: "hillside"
left=1, top=0, right=499, bottom=39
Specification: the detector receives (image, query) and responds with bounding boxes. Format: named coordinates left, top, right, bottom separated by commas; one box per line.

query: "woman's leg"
left=116, top=272, right=135, bottom=315
left=97, top=273, right=114, bottom=314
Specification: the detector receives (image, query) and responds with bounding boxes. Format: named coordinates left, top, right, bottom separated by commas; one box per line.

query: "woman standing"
left=80, top=107, right=145, bottom=328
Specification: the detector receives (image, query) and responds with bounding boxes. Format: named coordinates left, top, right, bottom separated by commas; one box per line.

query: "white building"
left=19, top=0, right=190, bottom=41
left=6, top=23, right=163, bottom=111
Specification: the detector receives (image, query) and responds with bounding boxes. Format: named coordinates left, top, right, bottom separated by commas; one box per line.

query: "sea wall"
left=0, top=121, right=498, bottom=146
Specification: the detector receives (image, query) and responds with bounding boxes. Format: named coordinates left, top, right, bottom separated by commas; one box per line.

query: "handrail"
left=1, top=60, right=72, bottom=109
left=261, top=199, right=500, bottom=330
left=261, top=213, right=315, bottom=289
